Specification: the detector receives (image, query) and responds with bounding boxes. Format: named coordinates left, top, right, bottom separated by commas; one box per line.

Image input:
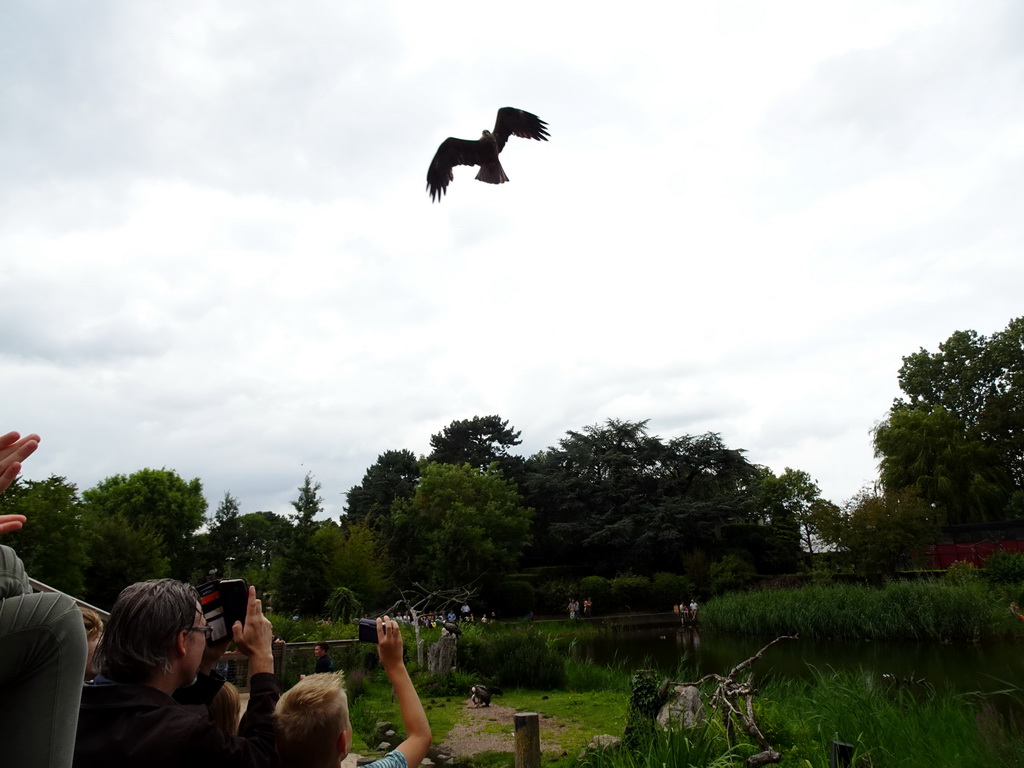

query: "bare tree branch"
left=381, top=581, right=481, bottom=666
left=669, top=635, right=798, bottom=768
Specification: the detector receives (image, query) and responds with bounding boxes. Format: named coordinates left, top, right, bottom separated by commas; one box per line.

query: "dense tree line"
left=8, top=313, right=1019, bottom=616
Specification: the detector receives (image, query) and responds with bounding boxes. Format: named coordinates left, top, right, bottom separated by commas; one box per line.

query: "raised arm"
left=377, top=615, right=431, bottom=768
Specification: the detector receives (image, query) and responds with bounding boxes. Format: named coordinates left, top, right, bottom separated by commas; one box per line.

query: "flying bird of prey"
left=426, top=107, right=549, bottom=202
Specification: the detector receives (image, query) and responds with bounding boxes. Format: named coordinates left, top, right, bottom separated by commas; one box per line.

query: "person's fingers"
left=0, top=465, right=24, bottom=495
left=0, top=514, right=27, bottom=534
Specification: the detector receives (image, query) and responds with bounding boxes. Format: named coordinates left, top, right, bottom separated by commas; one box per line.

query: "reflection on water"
left=560, top=626, right=1024, bottom=694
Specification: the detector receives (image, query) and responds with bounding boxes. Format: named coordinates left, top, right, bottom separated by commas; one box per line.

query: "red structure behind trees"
left=924, top=519, right=1024, bottom=568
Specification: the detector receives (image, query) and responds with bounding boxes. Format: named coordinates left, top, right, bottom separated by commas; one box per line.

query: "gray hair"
left=94, top=579, right=200, bottom=684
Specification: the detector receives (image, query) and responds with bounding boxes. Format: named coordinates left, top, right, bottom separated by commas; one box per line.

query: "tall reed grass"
left=579, top=668, right=1022, bottom=767
left=758, top=668, right=1024, bottom=767
left=702, top=581, right=1013, bottom=641
left=579, top=723, right=741, bottom=768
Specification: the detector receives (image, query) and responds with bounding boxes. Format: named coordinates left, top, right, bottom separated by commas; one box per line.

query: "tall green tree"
left=390, top=461, right=533, bottom=588
left=82, top=468, right=207, bottom=579
left=344, top=449, right=420, bottom=530
left=754, top=467, right=830, bottom=565
left=887, top=317, right=1024, bottom=497
left=523, top=420, right=757, bottom=575
left=82, top=512, right=170, bottom=609
left=815, top=487, right=942, bottom=581
left=0, top=476, right=89, bottom=595
left=327, top=522, right=391, bottom=608
left=197, top=491, right=244, bottom=578
left=273, top=474, right=331, bottom=615
left=874, top=406, right=1011, bottom=524
left=230, top=510, right=292, bottom=590
left=428, top=415, right=526, bottom=483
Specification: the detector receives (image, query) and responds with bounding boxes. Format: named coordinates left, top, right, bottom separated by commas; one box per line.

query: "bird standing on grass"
left=426, top=107, right=549, bottom=202
left=469, top=685, right=503, bottom=707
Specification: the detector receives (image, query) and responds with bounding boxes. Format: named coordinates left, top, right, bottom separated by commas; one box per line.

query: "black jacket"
left=74, top=672, right=280, bottom=768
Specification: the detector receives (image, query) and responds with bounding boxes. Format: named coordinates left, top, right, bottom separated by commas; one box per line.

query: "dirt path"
left=438, top=699, right=574, bottom=758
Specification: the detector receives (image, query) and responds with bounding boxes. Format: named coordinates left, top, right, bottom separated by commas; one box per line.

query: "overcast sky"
left=3, top=0, right=1022, bottom=520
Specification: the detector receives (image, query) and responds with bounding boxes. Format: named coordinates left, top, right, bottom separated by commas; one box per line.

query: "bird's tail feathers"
left=476, top=162, right=509, bottom=185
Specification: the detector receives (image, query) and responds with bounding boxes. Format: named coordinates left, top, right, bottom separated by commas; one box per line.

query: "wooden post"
left=514, top=712, right=540, bottom=768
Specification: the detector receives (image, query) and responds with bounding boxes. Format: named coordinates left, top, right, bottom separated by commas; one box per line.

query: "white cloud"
left=3, top=0, right=1023, bottom=520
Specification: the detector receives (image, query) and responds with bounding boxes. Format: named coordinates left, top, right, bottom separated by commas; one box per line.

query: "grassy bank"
left=349, top=656, right=1024, bottom=768
left=756, top=669, right=1024, bottom=767
left=701, top=581, right=1024, bottom=641
left=347, top=657, right=630, bottom=765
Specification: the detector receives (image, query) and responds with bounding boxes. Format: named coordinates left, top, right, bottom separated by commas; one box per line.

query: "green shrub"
left=489, top=627, right=566, bottom=688
left=325, top=587, right=362, bottom=622
left=579, top=575, right=612, bottom=613
left=624, top=670, right=661, bottom=750
left=534, top=578, right=579, bottom=615
left=610, top=573, right=650, bottom=611
left=421, top=669, right=478, bottom=697
left=945, top=559, right=980, bottom=586
left=682, top=550, right=712, bottom=597
left=651, top=572, right=693, bottom=612
left=564, top=656, right=630, bottom=693
left=485, top=578, right=536, bottom=617
left=982, top=551, right=1024, bottom=585
left=346, top=667, right=371, bottom=701
left=709, top=554, right=756, bottom=595
left=458, top=625, right=566, bottom=688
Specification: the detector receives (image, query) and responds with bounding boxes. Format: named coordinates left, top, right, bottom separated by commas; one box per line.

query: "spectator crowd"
left=0, top=430, right=431, bottom=768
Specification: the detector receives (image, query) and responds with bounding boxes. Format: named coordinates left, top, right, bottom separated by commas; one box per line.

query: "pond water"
left=559, top=625, right=1024, bottom=695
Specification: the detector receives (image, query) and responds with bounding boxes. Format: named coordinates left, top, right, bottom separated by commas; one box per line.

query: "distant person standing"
left=583, top=597, right=592, bottom=618
left=314, top=642, right=333, bottom=674
left=461, top=603, right=470, bottom=622
left=301, top=641, right=333, bottom=677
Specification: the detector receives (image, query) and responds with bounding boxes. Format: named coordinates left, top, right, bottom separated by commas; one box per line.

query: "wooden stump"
left=514, top=712, right=540, bottom=768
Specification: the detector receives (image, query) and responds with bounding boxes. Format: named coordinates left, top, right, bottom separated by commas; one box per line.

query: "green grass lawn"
left=349, top=680, right=628, bottom=765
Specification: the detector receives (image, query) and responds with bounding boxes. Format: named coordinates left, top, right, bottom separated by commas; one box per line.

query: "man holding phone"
left=74, top=578, right=281, bottom=768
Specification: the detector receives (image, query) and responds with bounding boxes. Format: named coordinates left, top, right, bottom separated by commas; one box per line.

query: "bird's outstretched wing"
left=492, top=107, right=550, bottom=153
left=426, top=137, right=491, bottom=202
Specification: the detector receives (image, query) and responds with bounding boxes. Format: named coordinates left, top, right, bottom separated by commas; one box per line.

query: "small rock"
left=384, top=730, right=397, bottom=738
left=377, top=742, right=391, bottom=752
left=578, top=734, right=622, bottom=759
left=656, top=685, right=706, bottom=730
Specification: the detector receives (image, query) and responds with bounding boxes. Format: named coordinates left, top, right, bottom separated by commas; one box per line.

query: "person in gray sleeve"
left=0, top=431, right=88, bottom=768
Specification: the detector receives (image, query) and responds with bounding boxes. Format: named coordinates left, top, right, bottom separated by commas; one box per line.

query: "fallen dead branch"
left=669, top=634, right=798, bottom=768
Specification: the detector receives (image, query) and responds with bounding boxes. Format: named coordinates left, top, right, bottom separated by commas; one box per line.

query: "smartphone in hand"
left=358, top=618, right=382, bottom=643
left=197, top=578, right=249, bottom=646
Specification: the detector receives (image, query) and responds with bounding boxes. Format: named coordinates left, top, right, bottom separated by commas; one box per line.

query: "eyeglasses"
left=186, top=625, right=214, bottom=638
